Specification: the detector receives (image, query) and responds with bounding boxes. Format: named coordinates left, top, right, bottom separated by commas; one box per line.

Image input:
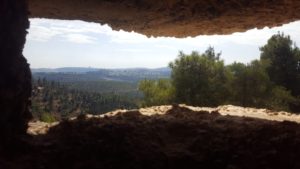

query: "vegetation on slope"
left=139, top=33, right=300, bottom=112
left=30, top=68, right=171, bottom=122
left=31, top=33, right=300, bottom=123
left=31, top=79, right=138, bottom=122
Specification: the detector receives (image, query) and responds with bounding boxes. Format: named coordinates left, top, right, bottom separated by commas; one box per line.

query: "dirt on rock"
left=2, top=105, right=300, bottom=169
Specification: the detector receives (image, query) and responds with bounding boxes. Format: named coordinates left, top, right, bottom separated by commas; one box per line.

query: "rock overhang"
left=28, top=0, right=300, bottom=37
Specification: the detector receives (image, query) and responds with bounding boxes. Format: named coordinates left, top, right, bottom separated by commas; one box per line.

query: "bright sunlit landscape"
left=23, top=19, right=300, bottom=122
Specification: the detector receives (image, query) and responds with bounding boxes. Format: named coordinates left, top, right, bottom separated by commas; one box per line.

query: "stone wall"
left=0, top=0, right=32, bottom=138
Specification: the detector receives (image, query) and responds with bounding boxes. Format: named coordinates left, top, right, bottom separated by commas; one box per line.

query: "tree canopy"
left=260, top=32, right=300, bottom=96
left=138, top=79, right=174, bottom=107
left=139, top=33, right=300, bottom=112
left=260, top=32, right=300, bottom=111
left=169, top=47, right=228, bottom=106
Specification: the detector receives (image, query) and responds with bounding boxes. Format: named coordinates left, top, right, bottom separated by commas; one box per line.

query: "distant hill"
left=31, top=67, right=99, bottom=73
left=30, top=67, right=170, bottom=122
left=31, top=67, right=171, bottom=83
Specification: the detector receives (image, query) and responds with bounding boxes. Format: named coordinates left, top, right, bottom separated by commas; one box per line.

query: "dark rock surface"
left=0, top=0, right=32, bottom=138
left=1, top=106, right=300, bottom=169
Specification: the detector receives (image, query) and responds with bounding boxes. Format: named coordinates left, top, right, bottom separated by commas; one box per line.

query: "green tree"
left=228, top=61, right=270, bottom=107
left=260, top=32, right=300, bottom=95
left=227, top=62, right=248, bottom=106
left=267, top=86, right=296, bottom=111
left=169, top=47, right=229, bottom=106
left=240, top=60, right=272, bottom=107
left=138, top=79, right=174, bottom=107
left=260, top=32, right=300, bottom=111
left=227, top=60, right=295, bottom=111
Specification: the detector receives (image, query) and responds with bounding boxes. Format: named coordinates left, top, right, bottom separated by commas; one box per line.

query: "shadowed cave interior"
left=1, top=0, right=300, bottom=168
left=3, top=106, right=300, bottom=169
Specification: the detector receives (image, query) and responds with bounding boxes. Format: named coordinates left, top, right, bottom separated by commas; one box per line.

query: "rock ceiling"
left=28, top=0, right=300, bottom=37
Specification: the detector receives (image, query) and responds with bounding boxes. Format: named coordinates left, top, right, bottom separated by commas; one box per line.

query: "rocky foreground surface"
left=2, top=105, right=300, bottom=169
left=28, top=105, right=300, bottom=135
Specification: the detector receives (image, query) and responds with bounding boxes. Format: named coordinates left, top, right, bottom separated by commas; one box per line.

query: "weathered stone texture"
left=0, top=0, right=32, bottom=138
left=28, top=0, right=300, bottom=37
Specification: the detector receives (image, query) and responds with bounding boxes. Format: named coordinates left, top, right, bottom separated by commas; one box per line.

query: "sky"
left=24, top=18, right=300, bottom=69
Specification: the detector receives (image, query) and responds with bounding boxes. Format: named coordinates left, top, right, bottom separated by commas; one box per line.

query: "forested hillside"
left=31, top=79, right=138, bottom=122
left=139, top=33, right=300, bottom=113
left=31, top=33, right=300, bottom=123
left=32, top=67, right=171, bottom=82
left=31, top=67, right=171, bottom=122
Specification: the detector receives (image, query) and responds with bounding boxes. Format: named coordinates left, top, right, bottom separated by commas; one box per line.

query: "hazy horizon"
left=24, top=18, right=300, bottom=69
left=31, top=66, right=170, bottom=69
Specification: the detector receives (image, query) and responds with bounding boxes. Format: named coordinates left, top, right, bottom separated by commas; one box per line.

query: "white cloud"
left=108, top=30, right=150, bottom=44
left=63, top=33, right=97, bottom=44
left=27, top=25, right=61, bottom=42
left=27, top=18, right=102, bottom=44
left=27, top=18, right=158, bottom=44
left=118, top=48, right=151, bottom=53
left=155, top=44, right=178, bottom=50
left=28, top=18, right=169, bottom=44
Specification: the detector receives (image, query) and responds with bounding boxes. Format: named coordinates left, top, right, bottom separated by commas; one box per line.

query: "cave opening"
left=22, top=17, right=300, bottom=125
left=1, top=0, right=300, bottom=168
left=1, top=0, right=300, bottom=137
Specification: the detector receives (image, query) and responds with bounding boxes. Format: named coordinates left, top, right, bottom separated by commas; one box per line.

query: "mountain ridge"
left=31, top=67, right=171, bottom=73
left=32, top=67, right=171, bottom=83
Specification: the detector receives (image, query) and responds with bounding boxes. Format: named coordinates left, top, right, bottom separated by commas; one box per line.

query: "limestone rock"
left=28, top=0, right=300, bottom=37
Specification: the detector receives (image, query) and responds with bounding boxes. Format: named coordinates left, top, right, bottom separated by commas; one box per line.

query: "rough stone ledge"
left=28, top=0, right=300, bottom=37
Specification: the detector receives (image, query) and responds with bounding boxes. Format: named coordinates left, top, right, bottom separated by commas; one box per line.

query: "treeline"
left=139, top=33, right=300, bottom=112
left=33, top=67, right=171, bottom=83
left=31, top=78, right=138, bottom=122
